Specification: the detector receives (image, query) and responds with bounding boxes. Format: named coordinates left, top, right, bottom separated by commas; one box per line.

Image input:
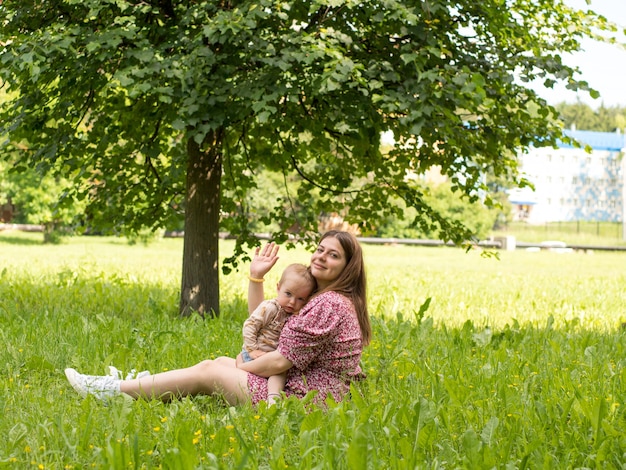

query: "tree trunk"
left=179, top=130, right=223, bottom=317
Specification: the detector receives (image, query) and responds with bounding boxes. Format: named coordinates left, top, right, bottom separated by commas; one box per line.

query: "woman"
left=65, top=230, right=370, bottom=405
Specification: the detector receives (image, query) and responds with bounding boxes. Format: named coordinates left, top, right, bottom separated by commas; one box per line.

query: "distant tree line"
left=555, top=101, right=626, bottom=133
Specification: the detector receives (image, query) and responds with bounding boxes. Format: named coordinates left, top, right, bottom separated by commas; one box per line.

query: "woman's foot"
left=65, top=368, right=121, bottom=401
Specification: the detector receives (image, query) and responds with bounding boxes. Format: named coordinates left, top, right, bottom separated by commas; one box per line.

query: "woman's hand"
left=236, top=350, right=266, bottom=369
left=250, top=242, right=280, bottom=279
left=248, top=242, right=279, bottom=314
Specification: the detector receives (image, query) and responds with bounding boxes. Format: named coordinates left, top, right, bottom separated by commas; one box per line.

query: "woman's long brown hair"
left=316, top=230, right=371, bottom=346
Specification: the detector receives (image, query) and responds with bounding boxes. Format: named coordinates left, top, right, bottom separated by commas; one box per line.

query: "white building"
left=509, top=130, right=625, bottom=224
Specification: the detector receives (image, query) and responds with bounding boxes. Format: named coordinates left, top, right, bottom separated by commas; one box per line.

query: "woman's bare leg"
left=119, top=359, right=250, bottom=405
left=213, top=356, right=237, bottom=368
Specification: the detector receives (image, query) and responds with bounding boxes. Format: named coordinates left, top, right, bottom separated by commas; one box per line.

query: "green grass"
left=1, top=231, right=626, bottom=468
left=493, top=221, right=626, bottom=247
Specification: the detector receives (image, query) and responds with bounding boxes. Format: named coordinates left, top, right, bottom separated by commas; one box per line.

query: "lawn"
left=1, top=231, right=625, bottom=468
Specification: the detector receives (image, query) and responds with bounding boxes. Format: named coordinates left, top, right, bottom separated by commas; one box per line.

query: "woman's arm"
left=237, top=350, right=293, bottom=377
left=248, top=242, right=280, bottom=314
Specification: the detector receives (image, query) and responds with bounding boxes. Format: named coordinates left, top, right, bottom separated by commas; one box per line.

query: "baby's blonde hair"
left=279, top=263, right=317, bottom=293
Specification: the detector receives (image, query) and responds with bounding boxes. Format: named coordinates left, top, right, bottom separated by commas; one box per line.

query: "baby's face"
left=276, top=277, right=312, bottom=315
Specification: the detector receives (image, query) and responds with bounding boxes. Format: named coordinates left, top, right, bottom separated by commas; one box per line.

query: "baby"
left=239, top=263, right=316, bottom=403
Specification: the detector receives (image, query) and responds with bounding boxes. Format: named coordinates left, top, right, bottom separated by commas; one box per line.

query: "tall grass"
left=1, top=231, right=625, bottom=468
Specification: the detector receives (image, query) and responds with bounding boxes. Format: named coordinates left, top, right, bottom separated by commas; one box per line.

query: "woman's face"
left=310, top=236, right=347, bottom=288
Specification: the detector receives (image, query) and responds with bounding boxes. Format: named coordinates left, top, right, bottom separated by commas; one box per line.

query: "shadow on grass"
left=2, top=273, right=249, bottom=328
left=0, top=234, right=43, bottom=246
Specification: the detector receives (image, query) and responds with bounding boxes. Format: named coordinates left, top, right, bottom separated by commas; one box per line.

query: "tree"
left=371, top=179, right=499, bottom=240
left=555, top=101, right=626, bottom=132
left=0, top=158, right=86, bottom=242
left=0, top=0, right=613, bottom=316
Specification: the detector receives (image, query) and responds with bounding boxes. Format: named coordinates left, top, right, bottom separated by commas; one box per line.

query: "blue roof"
left=561, top=130, right=625, bottom=151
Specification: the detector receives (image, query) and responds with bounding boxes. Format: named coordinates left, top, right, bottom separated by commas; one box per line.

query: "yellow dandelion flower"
left=210, top=434, right=216, bottom=440
left=194, top=429, right=202, bottom=436
left=160, top=417, right=168, bottom=423
left=24, top=446, right=32, bottom=453
left=254, top=415, right=260, bottom=420
left=153, top=427, right=160, bottom=432
left=225, top=425, right=234, bottom=431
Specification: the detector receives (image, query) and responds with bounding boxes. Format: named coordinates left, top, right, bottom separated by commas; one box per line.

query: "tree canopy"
left=0, top=0, right=614, bottom=315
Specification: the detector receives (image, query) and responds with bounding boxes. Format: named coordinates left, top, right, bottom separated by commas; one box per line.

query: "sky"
left=534, top=0, right=626, bottom=108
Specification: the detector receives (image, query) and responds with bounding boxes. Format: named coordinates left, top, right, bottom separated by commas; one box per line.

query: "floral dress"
left=247, top=291, right=364, bottom=405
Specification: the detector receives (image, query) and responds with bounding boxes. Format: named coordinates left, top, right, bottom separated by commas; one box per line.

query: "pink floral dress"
left=247, top=291, right=364, bottom=405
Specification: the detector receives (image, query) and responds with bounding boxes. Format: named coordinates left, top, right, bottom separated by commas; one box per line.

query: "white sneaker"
left=108, top=366, right=124, bottom=380
left=65, top=368, right=121, bottom=401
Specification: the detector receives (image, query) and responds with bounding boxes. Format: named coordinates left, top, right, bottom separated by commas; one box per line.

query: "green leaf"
left=481, top=417, right=499, bottom=446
